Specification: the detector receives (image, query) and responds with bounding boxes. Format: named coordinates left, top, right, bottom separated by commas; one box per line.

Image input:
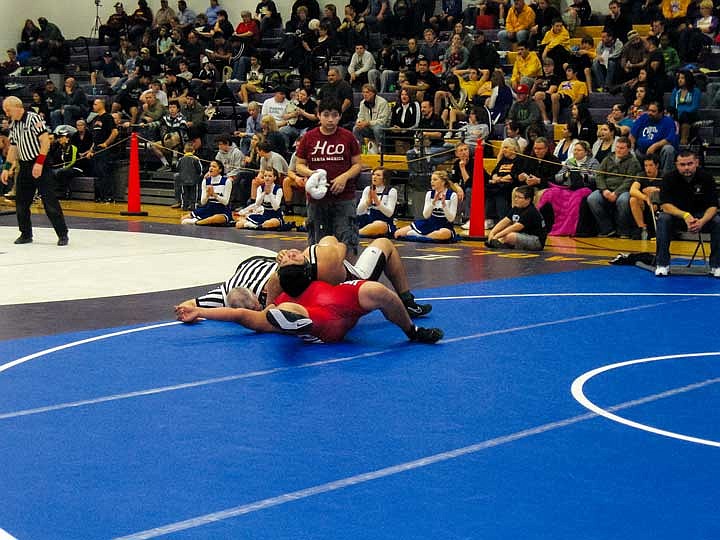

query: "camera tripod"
left=91, top=0, right=103, bottom=39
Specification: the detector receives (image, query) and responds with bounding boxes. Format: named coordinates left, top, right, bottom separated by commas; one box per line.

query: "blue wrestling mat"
left=1, top=267, right=719, bottom=539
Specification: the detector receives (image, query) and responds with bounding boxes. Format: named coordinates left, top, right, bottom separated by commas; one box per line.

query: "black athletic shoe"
left=410, top=326, right=444, bottom=343
left=57, top=235, right=69, bottom=246
left=13, top=236, right=32, bottom=245
left=405, top=302, right=432, bottom=318
left=266, top=308, right=313, bottom=334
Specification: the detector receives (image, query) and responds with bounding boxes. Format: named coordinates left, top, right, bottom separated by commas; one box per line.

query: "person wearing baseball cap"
left=506, top=81, right=542, bottom=139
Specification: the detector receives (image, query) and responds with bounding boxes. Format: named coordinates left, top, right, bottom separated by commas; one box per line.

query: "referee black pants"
left=16, top=160, right=68, bottom=239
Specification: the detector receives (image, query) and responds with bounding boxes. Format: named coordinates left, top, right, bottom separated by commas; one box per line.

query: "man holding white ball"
left=295, top=99, right=363, bottom=256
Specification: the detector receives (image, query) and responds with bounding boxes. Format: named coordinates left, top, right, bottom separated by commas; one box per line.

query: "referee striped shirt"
left=8, top=110, right=47, bottom=162
left=196, top=256, right=278, bottom=309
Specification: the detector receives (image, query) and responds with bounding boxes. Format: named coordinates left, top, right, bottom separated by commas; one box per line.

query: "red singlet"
left=275, top=280, right=369, bottom=343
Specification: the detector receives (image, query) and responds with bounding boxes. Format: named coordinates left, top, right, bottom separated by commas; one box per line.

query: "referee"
left=1, top=96, right=69, bottom=245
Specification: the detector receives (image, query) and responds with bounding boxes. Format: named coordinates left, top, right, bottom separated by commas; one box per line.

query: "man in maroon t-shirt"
left=296, top=98, right=363, bottom=255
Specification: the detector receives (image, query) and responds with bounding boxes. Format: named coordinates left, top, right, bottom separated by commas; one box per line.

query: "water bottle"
left=362, top=137, right=368, bottom=154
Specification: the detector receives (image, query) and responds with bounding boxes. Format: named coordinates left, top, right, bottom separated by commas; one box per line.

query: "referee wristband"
left=683, top=212, right=690, bottom=220
left=2, top=162, right=11, bottom=171
left=35, top=154, right=46, bottom=166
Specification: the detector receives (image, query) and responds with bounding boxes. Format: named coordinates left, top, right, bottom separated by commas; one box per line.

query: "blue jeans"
left=498, top=29, right=530, bottom=51
left=591, top=58, right=618, bottom=89
left=587, top=189, right=632, bottom=236
left=655, top=212, right=720, bottom=267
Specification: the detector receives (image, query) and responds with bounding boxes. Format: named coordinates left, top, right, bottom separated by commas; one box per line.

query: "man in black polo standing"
left=1, top=96, right=69, bottom=245
left=89, top=98, right=119, bottom=202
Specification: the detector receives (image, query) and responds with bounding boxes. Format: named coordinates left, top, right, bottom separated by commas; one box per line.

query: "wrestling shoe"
left=266, top=308, right=314, bottom=334
left=655, top=265, right=670, bottom=277
left=405, top=302, right=432, bottom=318
left=409, top=326, right=444, bottom=344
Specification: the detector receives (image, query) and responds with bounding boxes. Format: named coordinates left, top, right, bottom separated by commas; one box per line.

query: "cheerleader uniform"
left=410, top=188, right=458, bottom=240
left=356, top=185, right=398, bottom=236
left=246, top=184, right=284, bottom=228
left=192, top=174, right=233, bottom=222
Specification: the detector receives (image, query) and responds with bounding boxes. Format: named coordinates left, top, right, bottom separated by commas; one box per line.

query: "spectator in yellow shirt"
left=498, top=0, right=536, bottom=51
left=454, top=66, right=493, bottom=101
left=540, top=19, right=571, bottom=70
left=551, top=64, right=588, bottom=123
left=510, top=42, right=542, bottom=88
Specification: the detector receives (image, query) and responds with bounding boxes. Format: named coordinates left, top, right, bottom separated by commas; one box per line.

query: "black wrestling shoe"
left=57, top=235, right=69, bottom=246
left=405, top=302, right=432, bottom=318
left=409, top=326, right=444, bottom=343
left=266, top=308, right=313, bottom=334
left=14, top=236, right=33, bottom=244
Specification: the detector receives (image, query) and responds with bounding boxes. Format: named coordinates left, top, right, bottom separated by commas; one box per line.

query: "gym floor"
left=2, top=201, right=718, bottom=539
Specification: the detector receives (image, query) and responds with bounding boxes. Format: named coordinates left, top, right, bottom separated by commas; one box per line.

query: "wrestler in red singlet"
left=274, top=280, right=369, bottom=343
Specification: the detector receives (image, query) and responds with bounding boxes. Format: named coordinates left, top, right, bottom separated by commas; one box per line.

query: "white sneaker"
left=710, top=267, right=720, bottom=278
left=444, top=131, right=453, bottom=139
left=461, top=221, right=470, bottom=230
left=655, top=265, right=670, bottom=277
left=181, top=217, right=198, bottom=225
left=484, top=219, right=494, bottom=230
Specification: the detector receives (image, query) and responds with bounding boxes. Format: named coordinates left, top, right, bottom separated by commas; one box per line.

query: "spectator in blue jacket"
left=629, top=101, right=678, bottom=175
left=669, top=69, right=701, bottom=145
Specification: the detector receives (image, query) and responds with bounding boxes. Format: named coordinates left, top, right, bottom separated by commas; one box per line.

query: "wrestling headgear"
left=277, top=260, right=314, bottom=297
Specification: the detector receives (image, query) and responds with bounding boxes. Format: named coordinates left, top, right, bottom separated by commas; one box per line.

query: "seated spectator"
left=99, top=2, right=130, bottom=46
left=395, top=170, right=458, bottom=241
left=485, top=185, right=547, bottom=250
left=234, top=101, right=262, bottom=155
left=177, top=0, right=198, bottom=33
left=49, top=126, right=82, bottom=200
left=530, top=0, right=561, bottom=48
left=588, top=136, right=641, bottom=237
left=238, top=56, right=265, bottom=105
left=571, top=36, right=596, bottom=90
left=430, top=0, right=463, bottom=30
left=137, top=90, right=166, bottom=140
left=592, top=31, right=623, bottom=92
left=214, top=133, right=244, bottom=198
left=29, top=91, right=50, bottom=121
left=629, top=153, right=661, bottom=239
left=562, top=0, right=591, bottom=32
left=454, top=106, right=492, bottom=154
left=92, top=51, right=124, bottom=90
left=43, top=79, right=65, bottom=129
left=454, top=66, right=492, bottom=105
left=435, top=74, right=467, bottom=129
left=181, top=160, right=233, bottom=225
left=485, top=137, right=524, bottom=229
left=443, top=35, right=470, bottom=77
left=485, top=69, right=514, bottom=125
left=510, top=41, right=542, bottom=90
left=336, top=4, right=367, bottom=52
left=260, top=115, right=289, bottom=158
left=163, top=69, right=190, bottom=105
left=180, top=93, right=207, bottom=141
left=506, top=83, right=542, bottom=139
left=467, top=31, right=500, bottom=73
left=603, top=0, right=632, bottom=46
left=450, top=21, right=476, bottom=50
left=258, top=0, right=283, bottom=37
left=670, top=69, right=701, bottom=145
left=505, top=120, right=529, bottom=154
left=517, top=136, right=561, bottom=199
left=142, top=101, right=188, bottom=171
left=553, top=123, right=580, bottom=163
left=356, top=167, right=398, bottom=237
left=568, top=102, right=597, bottom=146
left=352, top=83, right=390, bottom=149
left=677, top=0, right=716, bottom=61
left=368, top=38, right=401, bottom=93
left=619, top=30, right=648, bottom=83
left=318, top=67, right=355, bottom=128
left=531, top=57, right=561, bottom=125
left=660, top=33, right=682, bottom=76
left=499, top=0, right=536, bottom=51
left=537, top=140, right=599, bottom=236
left=235, top=167, right=285, bottom=229
left=606, top=102, right=633, bottom=136
left=419, top=28, right=446, bottom=73
left=245, top=141, right=289, bottom=204
left=592, top=122, right=618, bottom=164
left=280, top=88, right=318, bottom=148
left=387, top=87, right=420, bottom=152
left=629, top=101, right=678, bottom=175
left=539, top=18, right=571, bottom=72
left=348, top=43, right=376, bottom=89
left=654, top=150, right=720, bottom=277
left=281, top=151, right=307, bottom=214
left=403, top=57, right=442, bottom=104
left=128, top=0, right=154, bottom=43
left=550, top=64, right=588, bottom=125
left=261, top=89, right=289, bottom=127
